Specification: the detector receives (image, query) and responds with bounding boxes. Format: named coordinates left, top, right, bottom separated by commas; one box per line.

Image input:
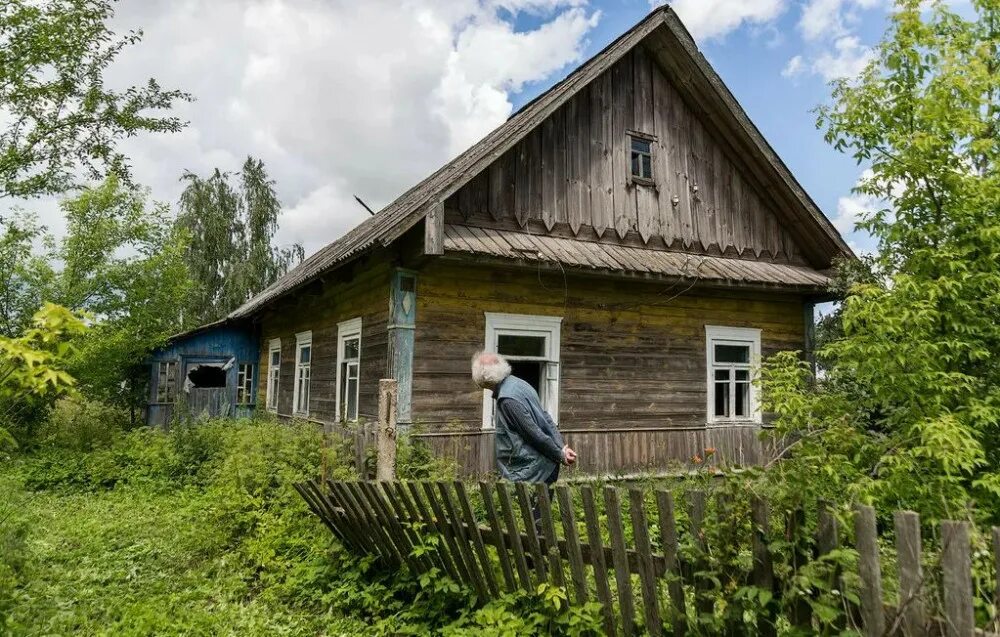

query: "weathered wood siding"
left=445, top=46, right=805, bottom=264
left=410, top=259, right=805, bottom=473
left=257, top=256, right=390, bottom=424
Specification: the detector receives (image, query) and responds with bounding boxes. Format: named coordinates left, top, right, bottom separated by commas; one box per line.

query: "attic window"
left=630, top=135, right=653, bottom=182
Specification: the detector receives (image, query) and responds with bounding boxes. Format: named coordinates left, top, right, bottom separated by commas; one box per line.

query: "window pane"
left=347, top=378, right=358, bottom=420
left=714, top=344, right=750, bottom=364
left=271, top=350, right=280, bottom=365
left=735, top=369, right=749, bottom=381
left=631, top=153, right=640, bottom=177
left=735, top=381, right=750, bottom=417
left=497, top=334, right=546, bottom=357
left=714, top=368, right=731, bottom=381
left=714, top=381, right=729, bottom=417
left=642, top=154, right=652, bottom=178
left=299, top=345, right=311, bottom=363
left=344, top=337, right=360, bottom=360
left=631, top=137, right=651, bottom=153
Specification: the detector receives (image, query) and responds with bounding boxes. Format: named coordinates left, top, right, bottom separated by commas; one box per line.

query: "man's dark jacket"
left=493, top=375, right=564, bottom=482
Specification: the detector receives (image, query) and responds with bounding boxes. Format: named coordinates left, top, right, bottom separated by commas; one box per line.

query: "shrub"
left=36, top=398, right=129, bottom=452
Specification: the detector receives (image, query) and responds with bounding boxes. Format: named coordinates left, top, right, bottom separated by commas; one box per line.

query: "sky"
left=21, top=0, right=902, bottom=258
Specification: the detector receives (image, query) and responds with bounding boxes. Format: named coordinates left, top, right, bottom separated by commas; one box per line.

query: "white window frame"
left=705, top=325, right=762, bottom=424
left=335, top=318, right=363, bottom=422
left=293, top=331, right=312, bottom=417
left=237, top=363, right=254, bottom=405
left=482, top=312, right=562, bottom=430
left=266, top=339, right=281, bottom=412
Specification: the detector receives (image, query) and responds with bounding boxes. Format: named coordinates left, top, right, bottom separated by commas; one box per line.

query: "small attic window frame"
left=628, top=131, right=655, bottom=186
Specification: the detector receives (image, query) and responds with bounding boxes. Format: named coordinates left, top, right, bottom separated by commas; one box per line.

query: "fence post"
left=855, top=504, right=885, bottom=637
left=894, top=511, right=925, bottom=635
left=941, top=520, right=974, bottom=637
left=376, top=379, right=398, bottom=481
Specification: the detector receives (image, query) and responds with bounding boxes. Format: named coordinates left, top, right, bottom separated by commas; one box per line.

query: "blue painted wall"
left=147, top=324, right=260, bottom=425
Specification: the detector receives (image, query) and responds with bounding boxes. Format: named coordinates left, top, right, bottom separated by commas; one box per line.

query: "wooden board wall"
left=256, top=256, right=390, bottom=424
left=446, top=46, right=805, bottom=264
left=409, top=259, right=804, bottom=471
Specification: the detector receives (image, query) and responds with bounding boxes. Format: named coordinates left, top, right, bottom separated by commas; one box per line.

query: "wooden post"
left=894, top=511, right=925, bottom=635
left=376, top=379, right=398, bottom=481
left=941, top=520, right=974, bottom=637
left=855, top=504, right=884, bottom=637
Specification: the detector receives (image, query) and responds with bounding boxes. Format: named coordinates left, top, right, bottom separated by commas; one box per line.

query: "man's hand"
left=562, top=445, right=578, bottom=466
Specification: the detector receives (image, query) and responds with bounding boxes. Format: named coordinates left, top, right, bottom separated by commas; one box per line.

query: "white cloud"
left=15, top=0, right=599, bottom=257
left=661, top=0, right=788, bottom=40
left=812, top=35, right=874, bottom=80
left=799, top=0, right=882, bottom=41
left=781, top=55, right=805, bottom=78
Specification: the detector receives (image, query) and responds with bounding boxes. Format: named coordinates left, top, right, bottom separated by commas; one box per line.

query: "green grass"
left=1, top=461, right=369, bottom=636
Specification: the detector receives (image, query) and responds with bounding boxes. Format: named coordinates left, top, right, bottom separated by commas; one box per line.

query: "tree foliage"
left=176, top=157, right=303, bottom=326
left=0, top=303, right=86, bottom=449
left=765, top=0, right=1000, bottom=521
left=0, top=211, right=55, bottom=338
left=0, top=0, right=191, bottom=199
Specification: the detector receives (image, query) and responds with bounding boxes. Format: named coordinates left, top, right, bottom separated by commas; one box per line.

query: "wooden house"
left=163, top=7, right=852, bottom=473
left=145, top=321, right=260, bottom=426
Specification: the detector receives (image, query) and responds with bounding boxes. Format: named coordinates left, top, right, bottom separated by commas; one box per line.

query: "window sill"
left=707, top=420, right=762, bottom=427
left=630, top=176, right=655, bottom=187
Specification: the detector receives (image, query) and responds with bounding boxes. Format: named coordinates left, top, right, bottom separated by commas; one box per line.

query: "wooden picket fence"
left=295, top=479, right=1000, bottom=636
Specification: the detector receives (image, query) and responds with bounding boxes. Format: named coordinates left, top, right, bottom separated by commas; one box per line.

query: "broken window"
left=156, top=361, right=177, bottom=403
left=237, top=363, right=254, bottom=405
left=187, top=365, right=227, bottom=388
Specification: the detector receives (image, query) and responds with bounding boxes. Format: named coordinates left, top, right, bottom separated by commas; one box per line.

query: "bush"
left=35, top=398, right=129, bottom=452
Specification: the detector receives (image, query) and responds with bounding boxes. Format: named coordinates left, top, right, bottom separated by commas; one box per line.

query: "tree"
left=0, top=0, right=190, bottom=199
left=0, top=302, right=87, bottom=450
left=763, top=0, right=1000, bottom=520
left=177, top=157, right=303, bottom=326
left=0, top=211, right=55, bottom=338
left=53, top=176, right=192, bottom=406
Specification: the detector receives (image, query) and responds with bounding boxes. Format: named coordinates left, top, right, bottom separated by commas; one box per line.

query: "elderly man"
left=471, top=351, right=577, bottom=487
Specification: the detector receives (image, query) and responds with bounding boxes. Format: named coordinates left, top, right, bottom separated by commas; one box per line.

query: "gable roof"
left=231, top=6, right=851, bottom=319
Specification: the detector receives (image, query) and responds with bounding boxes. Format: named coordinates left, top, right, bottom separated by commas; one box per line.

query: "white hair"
left=471, top=351, right=512, bottom=388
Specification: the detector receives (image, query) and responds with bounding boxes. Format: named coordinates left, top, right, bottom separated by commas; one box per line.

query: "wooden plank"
left=750, top=496, right=776, bottom=637
left=605, top=486, right=636, bottom=636
left=589, top=74, right=614, bottom=238
left=582, top=485, right=617, bottom=636
left=480, top=481, right=517, bottom=592
left=894, top=510, right=925, bottom=636
left=392, top=482, right=447, bottom=574
left=347, top=482, right=402, bottom=565
left=515, top=482, right=548, bottom=584
left=611, top=54, right=635, bottom=240
left=629, top=489, right=662, bottom=636
left=651, top=61, right=672, bottom=243
left=656, top=490, right=686, bottom=637
left=514, top=140, right=531, bottom=227
left=297, top=482, right=348, bottom=546
left=541, top=116, right=556, bottom=230
left=422, top=481, right=474, bottom=587
left=497, top=482, right=533, bottom=590
left=855, top=504, right=885, bottom=637
left=328, top=481, right=377, bottom=555
left=555, top=486, right=589, bottom=605
left=438, top=482, right=489, bottom=599
left=424, top=201, right=445, bottom=255
left=632, top=45, right=657, bottom=244
left=361, top=481, right=420, bottom=573
left=941, top=520, right=974, bottom=637
left=455, top=481, right=500, bottom=597
left=553, top=107, right=568, bottom=229
left=566, top=94, right=590, bottom=235
left=407, top=481, right=463, bottom=582
left=532, top=484, right=566, bottom=589
left=689, top=490, right=712, bottom=617
left=334, top=481, right=391, bottom=560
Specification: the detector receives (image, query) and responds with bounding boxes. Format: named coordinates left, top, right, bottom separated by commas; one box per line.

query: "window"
left=156, top=361, right=177, bottom=403
left=630, top=135, right=653, bottom=181
left=482, top=313, right=562, bottom=429
left=705, top=326, right=761, bottom=423
left=237, top=363, right=254, bottom=405
left=293, top=331, right=312, bottom=416
left=336, top=318, right=362, bottom=422
left=266, top=339, right=281, bottom=412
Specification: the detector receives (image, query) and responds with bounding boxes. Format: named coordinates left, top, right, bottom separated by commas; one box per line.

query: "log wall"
left=256, top=255, right=391, bottom=424
left=410, top=259, right=805, bottom=473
